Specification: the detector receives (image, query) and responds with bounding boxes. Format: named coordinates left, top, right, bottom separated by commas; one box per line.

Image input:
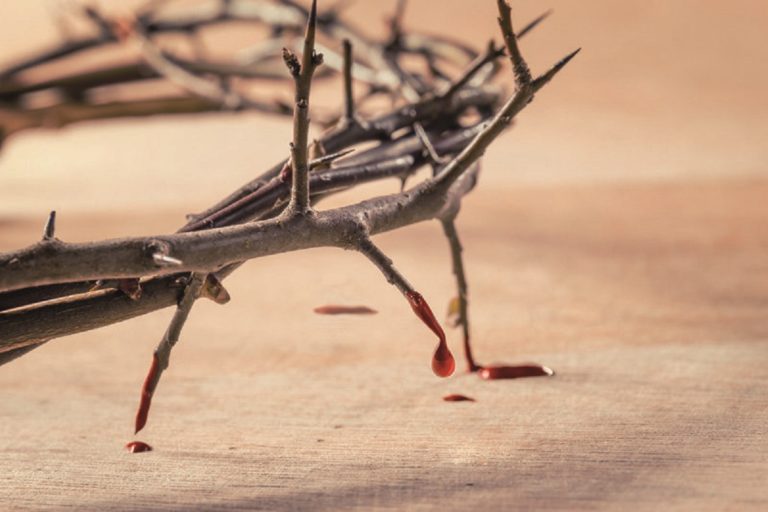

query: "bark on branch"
left=0, top=1, right=579, bottom=371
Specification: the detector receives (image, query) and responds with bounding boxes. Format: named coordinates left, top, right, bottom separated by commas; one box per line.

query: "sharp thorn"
left=310, top=148, right=356, bottom=169
left=152, top=253, right=183, bottom=267
left=533, top=48, right=581, bottom=89
left=516, top=10, right=553, bottom=39
left=42, top=210, right=56, bottom=241
left=308, top=0, right=318, bottom=36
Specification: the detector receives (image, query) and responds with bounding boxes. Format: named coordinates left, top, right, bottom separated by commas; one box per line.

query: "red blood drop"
left=432, top=341, right=456, bottom=378
left=405, top=291, right=455, bottom=378
left=125, top=441, right=153, bottom=453
left=443, top=394, right=476, bottom=402
left=134, top=354, right=159, bottom=434
left=478, top=364, right=554, bottom=380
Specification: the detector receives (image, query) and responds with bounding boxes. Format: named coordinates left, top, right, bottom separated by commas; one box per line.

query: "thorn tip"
left=42, top=210, right=57, bottom=240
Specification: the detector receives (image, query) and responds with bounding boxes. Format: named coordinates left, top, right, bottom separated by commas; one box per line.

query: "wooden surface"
left=1, top=1, right=768, bottom=510
left=1, top=181, right=767, bottom=511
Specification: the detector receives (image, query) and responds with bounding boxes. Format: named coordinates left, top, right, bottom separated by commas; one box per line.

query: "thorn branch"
left=497, top=0, right=532, bottom=89
left=441, top=218, right=478, bottom=372
left=284, top=0, right=324, bottom=214
left=0, top=0, right=580, bottom=393
left=342, top=39, right=355, bottom=121
left=134, top=273, right=204, bottom=434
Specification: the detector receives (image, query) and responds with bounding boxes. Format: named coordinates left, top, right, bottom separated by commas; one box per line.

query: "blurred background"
left=1, top=0, right=765, bottom=218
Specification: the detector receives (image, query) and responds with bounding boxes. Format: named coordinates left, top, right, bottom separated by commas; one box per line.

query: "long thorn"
left=516, top=10, right=553, bottom=39
left=442, top=40, right=505, bottom=99
left=532, top=48, right=581, bottom=90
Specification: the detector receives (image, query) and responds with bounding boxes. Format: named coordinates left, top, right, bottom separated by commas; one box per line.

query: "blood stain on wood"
left=443, top=394, right=476, bottom=402
left=478, top=364, right=554, bottom=380
left=125, top=441, right=153, bottom=453
left=313, top=305, right=377, bottom=315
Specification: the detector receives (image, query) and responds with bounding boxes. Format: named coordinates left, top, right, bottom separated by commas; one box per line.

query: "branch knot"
left=282, top=48, right=301, bottom=77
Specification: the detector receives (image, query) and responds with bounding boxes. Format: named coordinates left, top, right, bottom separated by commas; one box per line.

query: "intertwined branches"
left=0, top=0, right=578, bottom=419
left=0, top=0, right=486, bottom=145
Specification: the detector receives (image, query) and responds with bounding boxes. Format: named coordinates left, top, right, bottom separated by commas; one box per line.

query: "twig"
left=135, top=30, right=243, bottom=109
left=413, top=122, right=446, bottom=165
left=284, top=0, right=323, bottom=213
left=342, top=39, right=355, bottom=122
left=2, top=0, right=477, bottom=143
left=355, top=235, right=412, bottom=294
left=432, top=62, right=579, bottom=194
left=442, top=41, right=505, bottom=100
left=0, top=60, right=577, bottom=297
left=0, top=97, right=275, bottom=140
left=134, top=273, right=205, bottom=434
left=440, top=218, right=478, bottom=372
left=155, top=87, right=502, bottom=230
left=497, top=0, right=532, bottom=89
left=0, top=0, right=580, bottom=372
left=355, top=235, right=455, bottom=377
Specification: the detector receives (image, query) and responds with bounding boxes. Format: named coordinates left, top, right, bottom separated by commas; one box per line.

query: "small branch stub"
left=152, top=252, right=183, bottom=267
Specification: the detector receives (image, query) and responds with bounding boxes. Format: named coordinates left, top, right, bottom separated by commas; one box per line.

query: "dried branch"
left=342, top=39, right=355, bottom=122
left=414, top=122, right=446, bottom=166
left=134, top=273, right=205, bottom=434
left=135, top=30, right=244, bottom=109
left=0, top=0, right=482, bottom=145
left=0, top=1, right=579, bottom=383
left=355, top=235, right=455, bottom=378
left=441, top=218, right=477, bottom=372
left=284, top=0, right=323, bottom=213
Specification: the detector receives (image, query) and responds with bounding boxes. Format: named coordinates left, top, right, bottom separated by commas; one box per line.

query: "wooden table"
left=2, top=181, right=766, bottom=511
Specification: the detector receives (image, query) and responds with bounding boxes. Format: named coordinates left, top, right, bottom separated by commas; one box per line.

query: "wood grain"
left=1, top=181, right=766, bottom=511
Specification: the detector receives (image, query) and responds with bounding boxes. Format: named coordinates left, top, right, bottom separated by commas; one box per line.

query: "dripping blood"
left=405, top=291, right=455, bottom=378
left=478, top=364, right=554, bottom=380
left=134, top=353, right=159, bottom=434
